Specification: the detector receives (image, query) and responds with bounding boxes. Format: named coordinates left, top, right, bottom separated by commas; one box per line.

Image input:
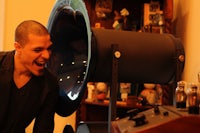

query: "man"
left=0, top=20, right=59, bottom=132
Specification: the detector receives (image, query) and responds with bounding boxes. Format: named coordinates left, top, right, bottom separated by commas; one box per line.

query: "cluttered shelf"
left=84, top=0, right=173, bottom=34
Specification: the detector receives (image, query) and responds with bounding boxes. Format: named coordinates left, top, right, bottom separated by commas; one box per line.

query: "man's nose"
left=42, top=50, right=50, bottom=59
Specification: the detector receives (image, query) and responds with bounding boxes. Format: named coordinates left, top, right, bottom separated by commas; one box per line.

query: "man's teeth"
left=35, top=62, right=45, bottom=66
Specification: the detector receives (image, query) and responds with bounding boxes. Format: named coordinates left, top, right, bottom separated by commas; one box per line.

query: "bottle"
left=187, top=83, right=199, bottom=114
left=175, top=81, right=187, bottom=109
left=158, top=11, right=164, bottom=34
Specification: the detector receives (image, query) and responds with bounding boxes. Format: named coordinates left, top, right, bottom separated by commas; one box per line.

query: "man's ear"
left=14, top=42, right=22, bottom=55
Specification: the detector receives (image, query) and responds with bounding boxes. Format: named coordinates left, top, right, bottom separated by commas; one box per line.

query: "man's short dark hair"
left=15, top=20, right=49, bottom=45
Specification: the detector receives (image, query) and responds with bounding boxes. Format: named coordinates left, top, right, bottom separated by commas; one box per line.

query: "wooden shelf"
left=76, top=99, right=152, bottom=128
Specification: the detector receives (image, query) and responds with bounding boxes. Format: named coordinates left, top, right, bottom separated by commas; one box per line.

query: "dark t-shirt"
left=0, top=51, right=59, bottom=133
left=2, top=76, right=44, bottom=133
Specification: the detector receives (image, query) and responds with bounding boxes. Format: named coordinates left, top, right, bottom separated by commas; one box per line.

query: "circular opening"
left=47, top=7, right=88, bottom=100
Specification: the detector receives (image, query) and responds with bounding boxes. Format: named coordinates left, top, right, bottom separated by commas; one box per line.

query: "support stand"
left=108, top=44, right=121, bottom=133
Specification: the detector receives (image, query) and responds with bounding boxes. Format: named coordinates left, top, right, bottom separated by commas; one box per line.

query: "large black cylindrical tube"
left=90, top=28, right=185, bottom=84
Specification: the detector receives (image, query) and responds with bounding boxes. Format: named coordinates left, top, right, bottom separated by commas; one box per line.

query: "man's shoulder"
left=0, top=50, right=14, bottom=56
left=0, top=51, right=15, bottom=65
left=0, top=51, right=8, bottom=61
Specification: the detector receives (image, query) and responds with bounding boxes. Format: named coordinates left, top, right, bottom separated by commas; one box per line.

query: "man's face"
left=17, top=34, right=52, bottom=76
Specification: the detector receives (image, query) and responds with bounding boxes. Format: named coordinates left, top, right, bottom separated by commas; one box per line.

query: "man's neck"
left=13, top=55, right=32, bottom=89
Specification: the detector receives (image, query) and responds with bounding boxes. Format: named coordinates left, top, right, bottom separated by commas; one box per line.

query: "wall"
left=26, top=113, right=76, bottom=133
left=0, top=0, right=5, bottom=50
left=173, top=0, right=200, bottom=83
left=3, top=0, right=54, bottom=50
left=0, top=0, right=76, bottom=132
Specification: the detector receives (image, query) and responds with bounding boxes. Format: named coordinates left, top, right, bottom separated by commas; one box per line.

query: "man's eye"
left=34, top=48, right=42, bottom=52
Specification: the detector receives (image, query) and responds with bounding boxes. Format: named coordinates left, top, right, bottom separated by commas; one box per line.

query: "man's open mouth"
left=35, top=61, right=46, bottom=67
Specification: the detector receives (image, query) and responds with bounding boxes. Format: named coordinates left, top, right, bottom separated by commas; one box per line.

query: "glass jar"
left=187, top=83, right=199, bottom=114
left=175, top=81, right=187, bottom=109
